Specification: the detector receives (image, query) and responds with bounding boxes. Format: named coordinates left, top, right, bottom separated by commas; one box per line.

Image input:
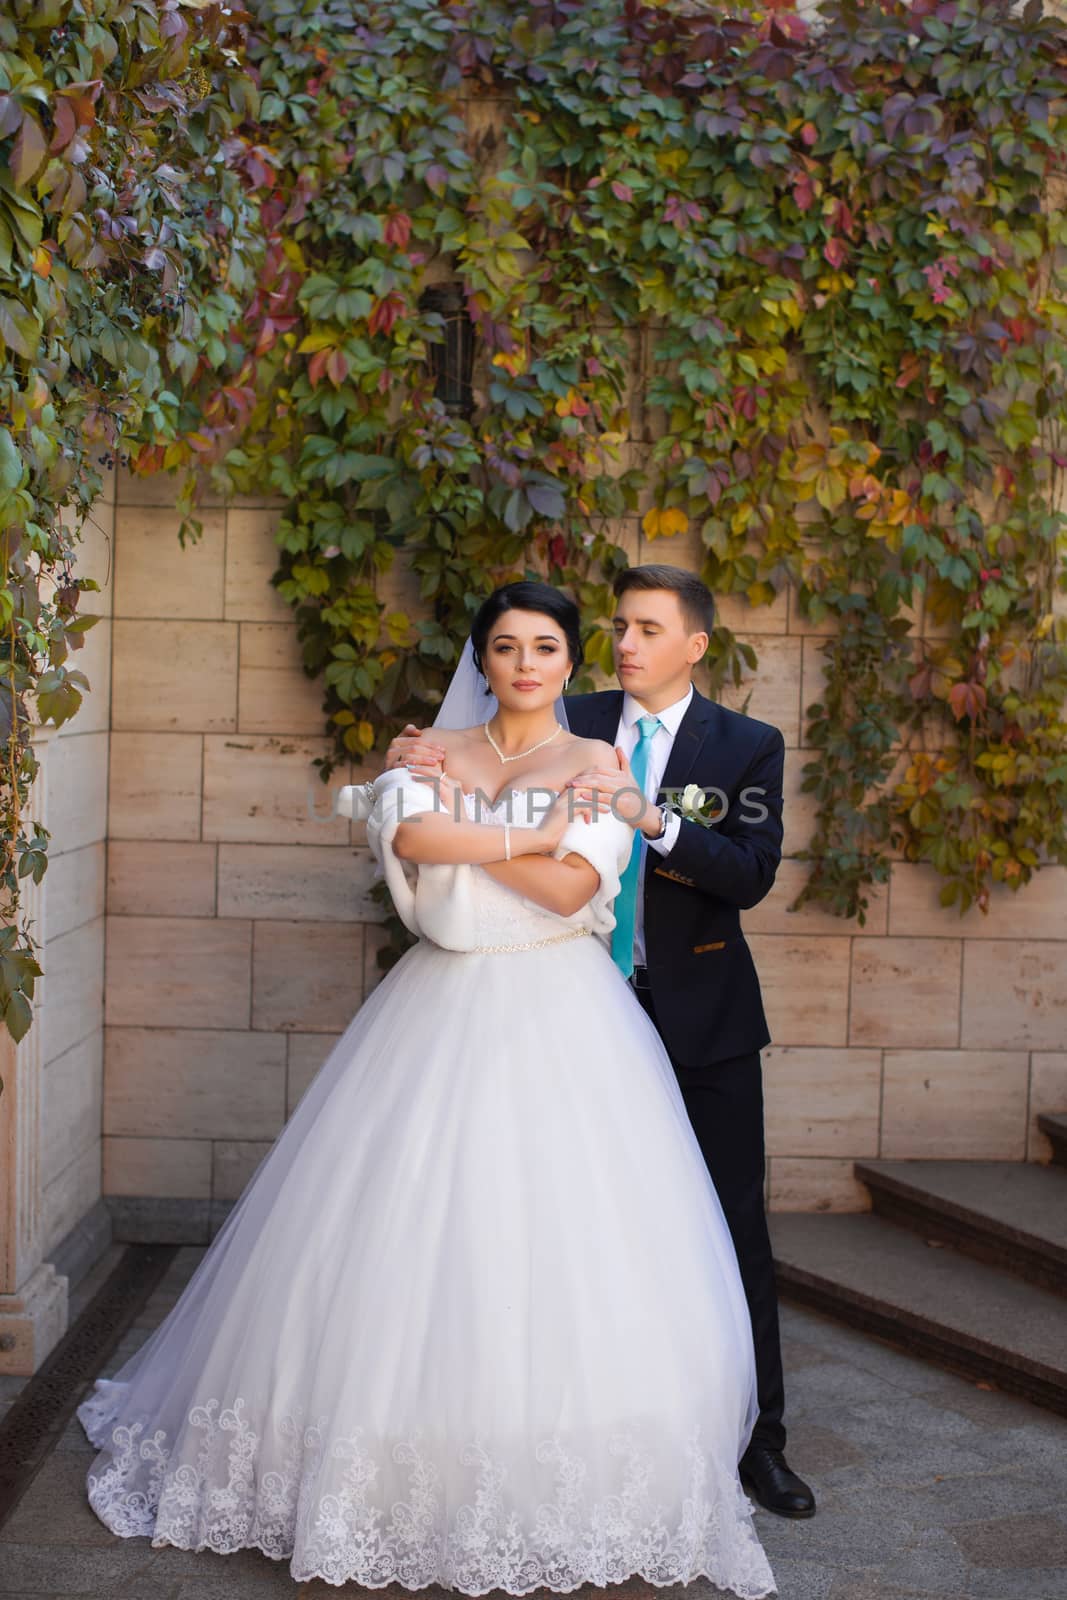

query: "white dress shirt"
left=612, top=683, right=693, bottom=967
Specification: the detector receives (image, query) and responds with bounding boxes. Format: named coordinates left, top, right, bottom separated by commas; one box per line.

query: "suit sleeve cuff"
left=646, top=808, right=680, bottom=855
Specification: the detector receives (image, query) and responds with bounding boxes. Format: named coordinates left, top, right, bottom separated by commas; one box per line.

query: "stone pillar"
left=0, top=725, right=68, bottom=1374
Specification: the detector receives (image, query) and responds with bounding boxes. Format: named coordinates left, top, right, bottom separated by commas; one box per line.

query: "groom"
left=385, top=563, right=815, bottom=1519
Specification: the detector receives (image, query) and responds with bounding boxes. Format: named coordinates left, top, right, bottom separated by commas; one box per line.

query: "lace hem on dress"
left=77, top=1381, right=776, bottom=1598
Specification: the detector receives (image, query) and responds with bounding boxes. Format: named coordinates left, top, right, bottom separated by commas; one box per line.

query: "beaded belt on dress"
left=427, top=926, right=592, bottom=955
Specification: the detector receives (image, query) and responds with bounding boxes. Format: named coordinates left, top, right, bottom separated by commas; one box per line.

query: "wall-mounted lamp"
left=418, top=283, right=475, bottom=418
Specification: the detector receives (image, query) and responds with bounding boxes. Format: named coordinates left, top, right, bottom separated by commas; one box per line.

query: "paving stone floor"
left=1, top=1246, right=1066, bottom=1600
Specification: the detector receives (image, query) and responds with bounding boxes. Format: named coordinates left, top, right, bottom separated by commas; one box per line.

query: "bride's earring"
left=563, top=674, right=571, bottom=690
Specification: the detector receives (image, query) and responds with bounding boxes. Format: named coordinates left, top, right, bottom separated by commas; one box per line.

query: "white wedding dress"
left=77, top=769, right=776, bottom=1598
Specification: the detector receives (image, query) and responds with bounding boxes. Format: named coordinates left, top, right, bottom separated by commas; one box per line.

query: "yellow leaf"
left=358, top=720, right=375, bottom=751
left=643, top=506, right=689, bottom=540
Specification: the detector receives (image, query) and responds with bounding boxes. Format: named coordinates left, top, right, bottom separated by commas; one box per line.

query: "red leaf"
left=948, top=681, right=987, bottom=722
left=793, top=177, right=814, bottom=212
left=0, top=93, right=20, bottom=138
left=10, top=111, right=47, bottom=187
left=368, top=294, right=403, bottom=337
left=384, top=211, right=412, bottom=249
left=49, top=96, right=77, bottom=154
left=326, top=348, right=349, bottom=385
left=610, top=180, right=633, bottom=203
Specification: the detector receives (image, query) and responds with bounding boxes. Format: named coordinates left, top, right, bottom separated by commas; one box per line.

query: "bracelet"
left=503, top=821, right=511, bottom=861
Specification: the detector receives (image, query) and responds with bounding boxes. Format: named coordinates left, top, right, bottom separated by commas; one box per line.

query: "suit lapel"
left=656, top=687, right=717, bottom=800
left=567, top=689, right=624, bottom=744
left=568, top=685, right=718, bottom=796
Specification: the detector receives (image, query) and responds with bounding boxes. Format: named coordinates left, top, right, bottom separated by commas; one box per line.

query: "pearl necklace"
left=483, top=718, right=564, bottom=764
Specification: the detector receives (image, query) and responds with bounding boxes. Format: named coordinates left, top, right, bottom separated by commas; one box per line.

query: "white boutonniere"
left=666, top=782, right=725, bottom=828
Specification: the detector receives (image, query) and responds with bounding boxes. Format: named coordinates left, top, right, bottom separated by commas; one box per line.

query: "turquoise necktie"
left=611, top=713, right=662, bottom=979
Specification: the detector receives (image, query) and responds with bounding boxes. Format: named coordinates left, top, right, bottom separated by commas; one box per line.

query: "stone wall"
left=40, top=484, right=114, bottom=1258
left=100, top=470, right=383, bottom=1238
left=92, top=465, right=1067, bottom=1229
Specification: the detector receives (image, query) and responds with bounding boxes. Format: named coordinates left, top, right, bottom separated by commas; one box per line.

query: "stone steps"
left=1038, top=1111, right=1067, bottom=1168
left=853, top=1158, right=1067, bottom=1296
left=770, top=1211, right=1067, bottom=1416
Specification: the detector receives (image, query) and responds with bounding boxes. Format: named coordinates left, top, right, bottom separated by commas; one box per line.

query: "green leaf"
left=4, top=990, right=31, bottom=1044
left=0, top=427, right=24, bottom=490
left=0, top=295, right=40, bottom=359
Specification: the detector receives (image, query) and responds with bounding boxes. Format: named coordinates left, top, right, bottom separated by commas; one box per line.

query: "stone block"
left=881, top=1049, right=1029, bottom=1159
left=962, top=941, right=1067, bottom=1050
left=104, top=915, right=252, bottom=1030
left=114, top=509, right=225, bottom=619
left=764, top=1045, right=882, bottom=1157
left=107, top=731, right=203, bottom=841
left=218, top=843, right=381, bottom=922
left=850, top=937, right=961, bottom=1048
left=106, top=841, right=217, bottom=917
left=111, top=619, right=238, bottom=732
left=238, top=623, right=329, bottom=735
left=715, top=585, right=789, bottom=636
left=44, top=841, right=106, bottom=941
left=42, top=1142, right=101, bottom=1258
left=224, top=506, right=292, bottom=622
left=202, top=734, right=351, bottom=844
left=781, top=746, right=822, bottom=859
left=890, top=863, right=1067, bottom=940
left=47, top=730, right=108, bottom=853
left=718, top=634, right=803, bottom=748
left=747, top=934, right=851, bottom=1046
left=103, top=1134, right=212, bottom=1198
left=42, top=1030, right=103, bottom=1186
left=746, top=859, right=888, bottom=936
left=103, top=1025, right=286, bottom=1139
left=251, top=920, right=363, bottom=1032
left=768, top=1157, right=871, bottom=1213
left=40, top=918, right=104, bottom=1067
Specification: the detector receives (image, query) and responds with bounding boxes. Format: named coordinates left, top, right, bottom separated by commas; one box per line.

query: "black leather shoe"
left=739, top=1444, right=816, bottom=1518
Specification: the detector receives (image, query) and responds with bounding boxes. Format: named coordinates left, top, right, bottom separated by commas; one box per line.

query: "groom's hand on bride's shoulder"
left=565, top=747, right=650, bottom=831
left=386, top=723, right=446, bottom=775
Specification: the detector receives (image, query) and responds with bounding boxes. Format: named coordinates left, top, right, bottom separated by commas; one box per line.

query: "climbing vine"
left=0, top=0, right=262, bottom=1048
left=195, top=0, right=1067, bottom=929
left=4, top=0, right=1067, bottom=1041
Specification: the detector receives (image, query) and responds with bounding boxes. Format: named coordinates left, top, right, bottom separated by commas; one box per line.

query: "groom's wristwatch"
left=645, top=803, right=669, bottom=840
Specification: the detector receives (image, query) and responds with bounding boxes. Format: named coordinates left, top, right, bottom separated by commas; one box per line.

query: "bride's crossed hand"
left=410, top=765, right=466, bottom=816
left=387, top=723, right=445, bottom=777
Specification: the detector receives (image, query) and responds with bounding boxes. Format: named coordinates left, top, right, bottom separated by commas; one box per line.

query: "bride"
left=75, top=579, right=776, bottom=1599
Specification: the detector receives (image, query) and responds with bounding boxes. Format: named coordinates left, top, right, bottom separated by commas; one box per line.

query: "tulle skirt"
left=78, top=931, right=776, bottom=1597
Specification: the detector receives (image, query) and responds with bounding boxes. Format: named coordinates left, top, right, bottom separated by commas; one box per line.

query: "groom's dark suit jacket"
left=564, top=687, right=785, bottom=1068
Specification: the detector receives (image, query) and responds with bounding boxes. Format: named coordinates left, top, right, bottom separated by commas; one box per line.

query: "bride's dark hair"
left=469, top=581, right=582, bottom=678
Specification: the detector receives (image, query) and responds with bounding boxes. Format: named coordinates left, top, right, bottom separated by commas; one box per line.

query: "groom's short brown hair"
left=612, top=564, right=715, bottom=638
